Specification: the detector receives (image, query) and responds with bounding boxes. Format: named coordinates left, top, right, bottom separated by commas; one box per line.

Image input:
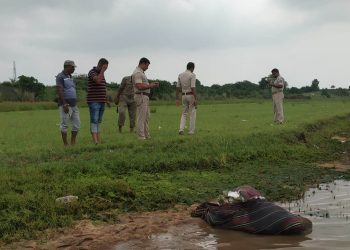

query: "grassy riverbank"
left=1, top=99, right=350, bottom=243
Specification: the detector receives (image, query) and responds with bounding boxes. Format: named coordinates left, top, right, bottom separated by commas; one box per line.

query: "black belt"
left=182, top=92, right=193, bottom=95
left=135, top=92, right=150, bottom=97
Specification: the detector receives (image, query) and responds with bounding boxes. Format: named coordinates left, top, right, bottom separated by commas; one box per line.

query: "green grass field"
left=1, top=99, right=350, bottom=243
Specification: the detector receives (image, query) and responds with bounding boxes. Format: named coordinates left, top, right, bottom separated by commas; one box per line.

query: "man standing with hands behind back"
left=132, top=57, right=159, bottom=140
left=87, top=58, right=110, bottom=144
left=176, top=62, right=197, bottom=135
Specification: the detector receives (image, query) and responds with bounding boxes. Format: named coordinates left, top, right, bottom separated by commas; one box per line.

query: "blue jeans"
left=88, top=102, right=105, bottom=133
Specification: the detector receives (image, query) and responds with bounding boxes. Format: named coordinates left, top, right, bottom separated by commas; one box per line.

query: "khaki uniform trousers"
left=272, top=92, right=284, bottom=123
left=118, top=97, right=136, bottom=128
left=134, top=94, right=150, bottom=139
left=179, top=95, right=196, bottom=134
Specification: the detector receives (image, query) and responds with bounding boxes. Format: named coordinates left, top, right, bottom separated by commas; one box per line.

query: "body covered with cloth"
left=191, top=186, right=312, bottom=235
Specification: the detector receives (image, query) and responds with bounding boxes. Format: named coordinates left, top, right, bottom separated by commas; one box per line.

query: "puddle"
left=114, top=180, right=350, bottom=250
left=114, top=222, right=311, bottom=250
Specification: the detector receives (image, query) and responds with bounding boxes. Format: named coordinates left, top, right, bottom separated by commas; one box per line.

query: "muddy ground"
left=5, top=205, right=198, bottom=250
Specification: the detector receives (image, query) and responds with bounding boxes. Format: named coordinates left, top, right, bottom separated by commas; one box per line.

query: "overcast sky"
left=0, top=0, right=349, bottom=88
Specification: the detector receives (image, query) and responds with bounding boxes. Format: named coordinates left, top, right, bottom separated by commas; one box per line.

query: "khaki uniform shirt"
left=177, top=70, right=196, bottom=93
left=271, top=76, right=285, bottom=94
left=132, top=67, right=150, bottom=94
left=119, top=76, right=134, bottom=102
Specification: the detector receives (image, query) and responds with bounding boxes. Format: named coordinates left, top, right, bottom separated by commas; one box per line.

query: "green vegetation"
left=1, top=74, right=349, bottom=104
left=1, top=99, right=350, bottom=243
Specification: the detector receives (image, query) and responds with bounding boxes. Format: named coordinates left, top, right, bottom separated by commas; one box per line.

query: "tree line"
left=0, top=75, right=349, bottom=102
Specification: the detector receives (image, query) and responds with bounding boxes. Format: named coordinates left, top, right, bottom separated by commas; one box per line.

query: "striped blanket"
left=191, top=200, right=312, bottom=235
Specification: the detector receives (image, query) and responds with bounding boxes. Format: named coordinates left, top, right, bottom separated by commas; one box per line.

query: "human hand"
left=101, top=64, right=108, bottom=73
left=151, top=82, right=159, bottom=87
left=63, top=104, right=69, bottom=113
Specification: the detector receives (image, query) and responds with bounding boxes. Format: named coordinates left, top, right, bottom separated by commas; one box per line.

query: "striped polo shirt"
left=87, top=67, right=107, bottom=103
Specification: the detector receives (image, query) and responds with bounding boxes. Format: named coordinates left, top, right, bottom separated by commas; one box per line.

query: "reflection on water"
left=114, top=180, right=350, bottom=250
left=114, top=222, right=311, bottom=250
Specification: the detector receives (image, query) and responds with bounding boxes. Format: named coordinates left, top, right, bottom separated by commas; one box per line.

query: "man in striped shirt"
left=87, top=58, right=109, bottom=144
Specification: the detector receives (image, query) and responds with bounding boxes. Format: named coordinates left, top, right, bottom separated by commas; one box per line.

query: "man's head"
left=271, top=68, right=279, bottom=78
left=138, top=57, right=150, bottom=71
left=97, top=58, right=109, bottom=71
left=187, top=62, right=195, bottom=72
left=63, top=60, right=76, bottom=74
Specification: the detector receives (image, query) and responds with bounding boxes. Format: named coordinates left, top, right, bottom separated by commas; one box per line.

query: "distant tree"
left=107, top=82, right=119, bottom=90
left=195, top=79, right=202, bottom=88
left=258, top=77, right=269, bottom=89
left=0, top=81, right=20, bottom=101
left=288, top=87, right=301, bottom=94
left=333, top=88, right=349, bottom=96
left=211, top=84, right=221, bottom=90
left=73, top=74, right=88, bottom=91
left=331, top=85, right=335, bottom=89
left=149, top=79, right=174, bottom=100
left=311, top=79, right=320, bottom=91
left=0, top=81, right=13, bottom=87
left=300, top=86, right=312, bottom=93
left=16, top=75, right=45, bottom=99
left=321, top=89, right=331, bottom=98
left=195, top=79, right=210, bottom=98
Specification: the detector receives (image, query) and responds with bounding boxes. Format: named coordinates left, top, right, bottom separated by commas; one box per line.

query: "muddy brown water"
left=114, top=180, right=350, bottom=250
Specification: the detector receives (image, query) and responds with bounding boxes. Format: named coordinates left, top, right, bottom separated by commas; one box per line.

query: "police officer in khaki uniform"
left=132, top=57, right=159, bottom=140
left=269, top=68, right=285, bottom=124
left=115, top=76, right=136, bottom=133
left=176, top=62, right=197, bottom=135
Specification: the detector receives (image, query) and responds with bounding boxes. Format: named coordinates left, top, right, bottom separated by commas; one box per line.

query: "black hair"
left=271, top=68, right=279, bottom=73
left=139, top=57, right=150, bottom=65
left=98, top=58, right=109, bottom=65
left=187, top=62, right=195, bottom=70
